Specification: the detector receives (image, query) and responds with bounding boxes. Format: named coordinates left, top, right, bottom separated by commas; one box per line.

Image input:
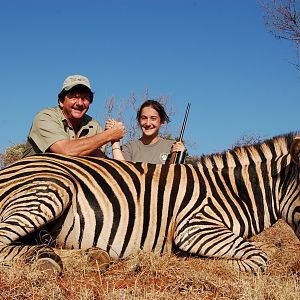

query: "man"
left=23, top=74, right=124, bottom=157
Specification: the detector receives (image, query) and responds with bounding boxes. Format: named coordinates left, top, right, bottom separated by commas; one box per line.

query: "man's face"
left=59, top=90, right=91, bottom=122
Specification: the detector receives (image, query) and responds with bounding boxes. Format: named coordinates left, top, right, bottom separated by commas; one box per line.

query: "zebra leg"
left=0, top=178, right=74, bottom=273
left=85, top=247, right=111, bottom=269
left=173, top=219, right=268, bottom=272
left=54, top=247, right=111, bottom=272
left=0, top=244, right=63, bottom=274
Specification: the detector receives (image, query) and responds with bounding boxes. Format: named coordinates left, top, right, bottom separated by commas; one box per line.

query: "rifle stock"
left=170, top=102, right=191, bottom=164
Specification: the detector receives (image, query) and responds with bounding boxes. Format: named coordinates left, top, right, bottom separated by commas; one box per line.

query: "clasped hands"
left=105, top=119, right=125, bottom=142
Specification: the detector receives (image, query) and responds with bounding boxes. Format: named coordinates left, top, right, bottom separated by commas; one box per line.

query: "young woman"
left=106, top=100, right=185, bottom=164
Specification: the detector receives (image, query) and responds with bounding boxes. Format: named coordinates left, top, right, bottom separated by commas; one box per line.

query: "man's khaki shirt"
left=23, top=106, right=103, bottom=157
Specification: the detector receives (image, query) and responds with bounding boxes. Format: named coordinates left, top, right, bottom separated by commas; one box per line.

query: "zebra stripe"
left=0, top=132, right=299, bottom=272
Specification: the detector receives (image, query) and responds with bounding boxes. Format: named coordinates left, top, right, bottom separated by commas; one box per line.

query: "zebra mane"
left=197, top=131, right=299, bottom=169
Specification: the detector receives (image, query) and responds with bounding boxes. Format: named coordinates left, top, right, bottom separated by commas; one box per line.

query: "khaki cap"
left=62, top=75, right=92, bottom=92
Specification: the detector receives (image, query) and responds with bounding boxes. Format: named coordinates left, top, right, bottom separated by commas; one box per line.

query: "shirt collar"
left=55, top=106, right=92, bottom=131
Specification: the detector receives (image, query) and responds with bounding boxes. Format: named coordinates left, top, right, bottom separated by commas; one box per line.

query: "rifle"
left=170, top=102, right=191, bottom=164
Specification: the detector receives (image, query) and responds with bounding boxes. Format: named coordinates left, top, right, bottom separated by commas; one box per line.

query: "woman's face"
left=139, top=106, right=164, bottom=139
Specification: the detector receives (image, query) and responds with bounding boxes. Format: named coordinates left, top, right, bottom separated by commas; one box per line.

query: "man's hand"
left=105, top=119, right=125, bottom=142
left=50, top=119, right=125, bottom=157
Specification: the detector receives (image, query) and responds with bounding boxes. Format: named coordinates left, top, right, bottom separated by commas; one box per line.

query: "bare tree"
left=99, top=90, right=178, bottom=157
left=101, top=91, right=176, bottom=143
left=231, top=134, right=266, bottom=149
left=261, top=0, right=300, bottom=69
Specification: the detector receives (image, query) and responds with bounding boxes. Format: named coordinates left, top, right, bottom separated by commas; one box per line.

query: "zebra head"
left=290, top=136, right=300, bottom=167
left=285, top=136, right=300, bottom=237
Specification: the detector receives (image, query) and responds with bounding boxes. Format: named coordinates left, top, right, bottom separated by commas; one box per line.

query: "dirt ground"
left=1, top=220, right=300, bottom=299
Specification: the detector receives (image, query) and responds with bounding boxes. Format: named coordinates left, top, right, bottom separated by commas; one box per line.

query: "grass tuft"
left=1, top=220, right=300, bottom=299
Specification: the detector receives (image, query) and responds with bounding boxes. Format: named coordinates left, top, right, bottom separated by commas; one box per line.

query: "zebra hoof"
left=35, top=249, right=63, bottom=276
left=35, top=257, right=63, bottom=276
left=85, top=247, right=110, bottom=270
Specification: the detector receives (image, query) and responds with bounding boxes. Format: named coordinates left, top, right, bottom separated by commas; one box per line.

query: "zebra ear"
left=290, top=137, right=300, bottom=166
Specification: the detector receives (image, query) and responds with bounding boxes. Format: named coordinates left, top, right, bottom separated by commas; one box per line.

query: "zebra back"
left=0, top=131, right=299, bottom=272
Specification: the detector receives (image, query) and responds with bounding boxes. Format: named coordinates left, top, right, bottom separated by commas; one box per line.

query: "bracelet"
left=112, top=147, right=121, bottom=151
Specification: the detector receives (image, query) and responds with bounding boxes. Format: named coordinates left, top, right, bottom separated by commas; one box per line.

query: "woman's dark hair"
left=136, top=100, right=170, bottom=123
left=58, top=85, right=94, bottom=103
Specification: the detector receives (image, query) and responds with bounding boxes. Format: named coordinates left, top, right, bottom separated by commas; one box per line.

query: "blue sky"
left=1, top=0, right=299, bottom=156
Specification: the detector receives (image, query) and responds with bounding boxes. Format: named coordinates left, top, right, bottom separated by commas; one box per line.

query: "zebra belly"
left=54, top=204, right=171, bottom=258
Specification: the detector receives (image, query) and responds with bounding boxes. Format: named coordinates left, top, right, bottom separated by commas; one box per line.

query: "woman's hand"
left=171, top=141, right=185, bottom=152
left=105, top=118, right=115, bottom=130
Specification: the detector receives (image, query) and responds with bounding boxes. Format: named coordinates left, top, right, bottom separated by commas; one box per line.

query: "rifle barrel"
left=179, top=102, right=191, bottom=141
left=170, top=102, right=191, bottom=164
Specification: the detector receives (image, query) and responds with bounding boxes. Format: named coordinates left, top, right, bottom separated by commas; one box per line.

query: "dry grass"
left=1, top=220, right=300, bottom=300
